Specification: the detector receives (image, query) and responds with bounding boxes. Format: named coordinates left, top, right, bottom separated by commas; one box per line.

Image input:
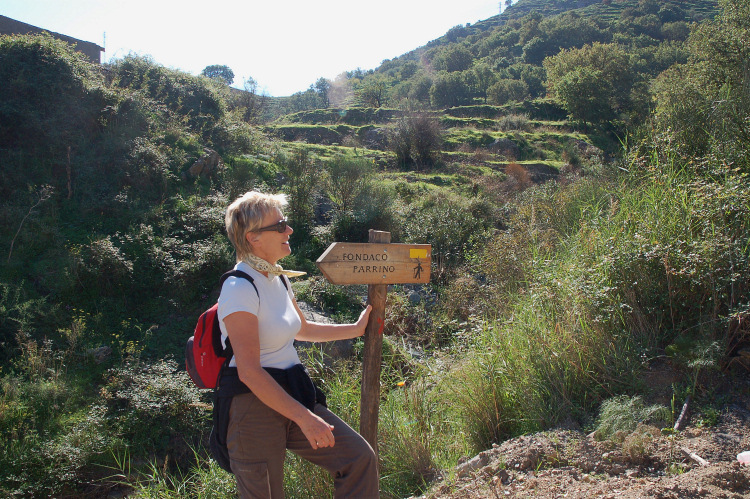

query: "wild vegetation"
left=1, top=0, right=748, bottom=497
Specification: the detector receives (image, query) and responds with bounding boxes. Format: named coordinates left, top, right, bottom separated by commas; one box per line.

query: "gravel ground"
left=413, top=373, right=750, bottom=499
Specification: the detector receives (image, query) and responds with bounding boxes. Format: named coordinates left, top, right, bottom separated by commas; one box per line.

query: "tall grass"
left=446, top=149, right=750, bottom=452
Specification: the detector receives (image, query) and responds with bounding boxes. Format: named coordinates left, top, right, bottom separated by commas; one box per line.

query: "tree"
left=544, top=42, right=635, bottom=124
left=487, top=79, right=528, bottom=105
left=553, top=68, right=613, bottom=125
left=227, top=76, right=267, bottom=123
left=324, top=156, right=374, bottom=213
left=358, top=76, right=388, bottom=107
left=276, top=149, right=319, bottom=231
left=471, top=63, right=497, bottom=103
left=408, top=74, right=433, bottom=104
left=201, top=64, right=234, bottom=85
left=429, top=72, right=471, bottom=108
left=314, top=77, right=331, bottom=108
left=434, top=45, right=474, bottom=73
left=652, top=0, right=750, bottom=168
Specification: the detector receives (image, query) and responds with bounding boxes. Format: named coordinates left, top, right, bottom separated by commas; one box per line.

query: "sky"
left=1, top=0, right=502, bottom=97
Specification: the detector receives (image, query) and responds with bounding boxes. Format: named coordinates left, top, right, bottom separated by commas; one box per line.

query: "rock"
left=360, top=127, right=388, bottom=150
left=188, top=148, right=223, bottom=178
left=456, top=452, right=490, bottom=478
left=496, top=469, right=510, bottom=484
left=87, top=346, right=112, bottom=363
left=488, top=137, right=520, bottom=159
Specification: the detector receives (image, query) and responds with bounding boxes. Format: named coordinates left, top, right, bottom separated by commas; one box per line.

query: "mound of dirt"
left=413, top=380, right=750, bottom=498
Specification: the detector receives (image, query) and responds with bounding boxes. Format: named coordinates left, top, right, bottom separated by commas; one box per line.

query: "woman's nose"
left=287, top=224, right=293, bottom=234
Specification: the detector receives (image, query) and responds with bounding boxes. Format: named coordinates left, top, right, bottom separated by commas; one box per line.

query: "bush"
left=325, top=183, right=402, bottom=244
left=293, top=277, right=363, bottom=322
left=388, top=112, right=443, bottom=170
left=323, top=155, right=375, bottom=213
left=0, top=34, right=103, bottom=152
left=403, top=191, right=496, bottom=279
left=101, top=359, right=206, bottom=456
left=71, top=236, right=134, bottom=297
left=594, top=395, right=669, bottom=441
left=110, top=55, right=226, bottom=136
left=498, top=113, right=531, bottom=131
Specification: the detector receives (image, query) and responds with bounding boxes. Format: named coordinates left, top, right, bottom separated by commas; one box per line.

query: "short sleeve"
left=218, top=276, right=260, bottom=320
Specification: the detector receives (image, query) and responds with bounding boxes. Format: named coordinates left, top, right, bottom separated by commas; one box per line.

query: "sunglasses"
left=256, top=219, right=289, bottom=233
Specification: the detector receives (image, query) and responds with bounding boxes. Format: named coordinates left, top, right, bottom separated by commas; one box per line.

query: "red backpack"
left=185, top=270, right=257, bottom=389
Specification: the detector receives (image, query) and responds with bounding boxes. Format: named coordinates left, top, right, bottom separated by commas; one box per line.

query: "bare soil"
left=413, top=375, right=750, bottom=499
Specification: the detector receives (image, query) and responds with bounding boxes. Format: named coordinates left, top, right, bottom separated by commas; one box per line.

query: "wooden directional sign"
left=316, top=232, right=431, bottom=458
left=316, top=242, right=431, bottom=285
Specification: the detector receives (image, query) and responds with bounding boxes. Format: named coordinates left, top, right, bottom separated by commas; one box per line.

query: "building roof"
left=0, top=15, right=104, bottom=63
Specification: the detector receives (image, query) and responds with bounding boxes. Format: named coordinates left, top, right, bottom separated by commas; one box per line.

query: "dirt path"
left=414, top=382, right=750, bottom=498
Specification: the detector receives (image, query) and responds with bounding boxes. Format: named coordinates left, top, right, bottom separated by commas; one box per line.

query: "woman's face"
left=247, top=207, right=293, bottom=264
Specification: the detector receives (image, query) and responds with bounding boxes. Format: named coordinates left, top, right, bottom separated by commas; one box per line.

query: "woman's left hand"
left=353, top=304, right=372, bottom=337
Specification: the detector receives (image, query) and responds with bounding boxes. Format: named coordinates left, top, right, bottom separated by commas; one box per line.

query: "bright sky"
left=1, top=0, right=501, bottom=96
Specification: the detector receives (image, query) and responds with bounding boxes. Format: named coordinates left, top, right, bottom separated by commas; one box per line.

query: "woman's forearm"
left=295, top=304, right=371, bottom=342
left=296, top=321, right=365, bottom=342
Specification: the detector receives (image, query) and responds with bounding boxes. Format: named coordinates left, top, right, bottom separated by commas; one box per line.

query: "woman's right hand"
left=297, top=411, right=335, bottom=450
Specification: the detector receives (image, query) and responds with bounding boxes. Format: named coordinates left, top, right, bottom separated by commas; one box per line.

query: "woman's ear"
left=245, top=231, right=260, bottom=248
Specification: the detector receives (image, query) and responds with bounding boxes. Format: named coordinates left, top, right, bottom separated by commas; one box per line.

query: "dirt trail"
left=414, top=379, right=750, bottom=499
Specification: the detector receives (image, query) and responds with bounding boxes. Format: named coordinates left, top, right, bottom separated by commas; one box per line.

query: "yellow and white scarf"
left=243, top=253, right=306, bottom=281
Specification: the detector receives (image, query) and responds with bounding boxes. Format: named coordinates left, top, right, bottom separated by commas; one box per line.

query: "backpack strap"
left=213, top=270, right=258, bottom=365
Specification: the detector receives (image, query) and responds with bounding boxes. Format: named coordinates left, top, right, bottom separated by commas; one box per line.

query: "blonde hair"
left=225, top=191, right=288, bottom=262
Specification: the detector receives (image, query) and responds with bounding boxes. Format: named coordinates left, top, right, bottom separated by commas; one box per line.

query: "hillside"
left=1, top=0, right=748, bottom=497
left=270, top=0, right=718, bottom=120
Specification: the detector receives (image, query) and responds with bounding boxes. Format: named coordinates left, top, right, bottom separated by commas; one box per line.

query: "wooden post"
left=315, top=232, right=430, bottom=459
left=359, top=229, right=390, bottom=455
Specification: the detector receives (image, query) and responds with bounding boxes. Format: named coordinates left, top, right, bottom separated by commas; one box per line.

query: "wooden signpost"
left=316, top=230, right=431, bottom=456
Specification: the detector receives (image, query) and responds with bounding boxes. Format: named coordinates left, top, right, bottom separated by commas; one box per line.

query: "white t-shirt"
left=217, top=262, right=302, bottom=369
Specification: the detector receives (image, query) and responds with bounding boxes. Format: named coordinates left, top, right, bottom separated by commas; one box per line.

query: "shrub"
left=0, top=34, right=103, bottom=152
left=403, top=191, right=496, bottom=279
left=101, top=359, right=206, bottom=456
left=498, top=113, right=531, bottom=132
left=388, top=113, right=443, bottom=170
left=594, top=395, right=669, bottom=441
left=293, top=277, right=363, bottom=323
left=323, top=155, right=375, bottom=213
left=110, top=55, right=226, bottom=135
left=325, top=183, right=402, bottom=244
left=71, top=236, right=133, bottom=297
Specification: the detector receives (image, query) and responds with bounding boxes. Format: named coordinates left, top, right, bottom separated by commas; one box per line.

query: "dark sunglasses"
left=256, top=219, right=289, bottom=233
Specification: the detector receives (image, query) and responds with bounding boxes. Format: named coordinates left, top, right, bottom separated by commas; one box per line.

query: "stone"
left=188, top=148, right=223, bottom=178
left=87, top=345, right=112, bottom=363
left=488, top=138, right=520, bottom=159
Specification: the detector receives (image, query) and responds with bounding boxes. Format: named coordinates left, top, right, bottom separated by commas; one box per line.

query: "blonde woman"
left=217, top=191, right=378, bottom=498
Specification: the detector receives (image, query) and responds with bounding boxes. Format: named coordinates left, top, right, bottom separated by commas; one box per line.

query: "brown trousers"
left=227, top=392, right=379, bottom=498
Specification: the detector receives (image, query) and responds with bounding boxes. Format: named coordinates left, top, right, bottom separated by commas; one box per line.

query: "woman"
left=218, top=191, right=379, bottom=498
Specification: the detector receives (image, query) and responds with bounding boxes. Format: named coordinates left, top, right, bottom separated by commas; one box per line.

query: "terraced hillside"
left=264, top=100, right=609, bottom=190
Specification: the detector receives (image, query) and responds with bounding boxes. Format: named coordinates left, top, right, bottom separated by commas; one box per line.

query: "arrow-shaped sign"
left=316, top=242, right=431, bottom=285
